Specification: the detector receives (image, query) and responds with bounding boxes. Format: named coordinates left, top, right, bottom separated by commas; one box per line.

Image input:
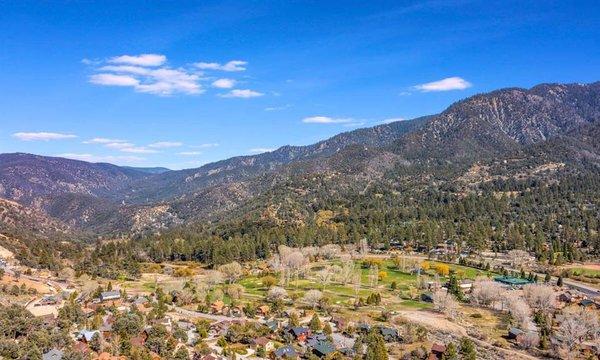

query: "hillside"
left=0, top=82, right=599, bottom=238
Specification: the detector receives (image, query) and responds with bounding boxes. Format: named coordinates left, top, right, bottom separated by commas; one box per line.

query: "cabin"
left=100, top=291, right=121, bottom=302
left=579, top=299, right=599, bottom=309
left=272, top=345, right=298, bottom=359
left=494, top=276, right=533, bottom=288
left=507, top=328, right=523, bottom=340
left=288, top=326, right=311, bottom=342
left=376, top=326, right=400, bottom=342
left=253, top=337, right=275, bottom=352
left=38, top=295, right=60, bottom=306
left=77, top=330, right=100, bottom=343
left=429, top=343, right=446, bottom=359
left=329, top=316, right=347, bottom=331
left=421, top=292, right=434, bottom=303
left=311, top=341, right=335, bottom=357
left=265, top=319, right=280, bottom=332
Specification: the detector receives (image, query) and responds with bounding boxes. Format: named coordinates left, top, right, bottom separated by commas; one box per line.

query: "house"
left=311, top=341, right=335, bottom=357
left=507, top=328, right=524, bottom=340
left=253, top=337, right=275, bottom=352
left=42, top=349, right=63, bottom=360
left=38, top=295, right=60, bottom=306
left=272, top=345, right=298, bottom=359
left=356, top=323, right=371, bottom=334
left=195, top=355, right=225, bottom=360
left=579, top=299, right=598, bottom=309
left=306, top=334, right=327, bottom=348
left=131, top=334, right=146, bottom=347
left=100, top=291, right=121, bottom=302
left=558, top=292, right=573, bottom=303
left=331, top=333, right=355, bottom=350
left=430, top=343, right=446, bottom=359
left=288, top=327, right=310, bottom=342
left=211, top=300, right=225, bottom=314
left=265, top=319, right=280, bottom=332
left=257, top=305, right=270, bottom=316
left=421, top=293, right=434, bottom=303
left=329, top=316, right=347, bottom=331
left=77, top=330, right=100, bottom=343
left=459, top=280, right=474, bottom=291
left=376, top=326, right=400, bottom=342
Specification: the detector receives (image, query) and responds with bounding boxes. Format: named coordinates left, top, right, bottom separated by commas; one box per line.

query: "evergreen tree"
left=364, top=330, right=388, bottom=360
left=442, top=343, right=458, bottom=360
left=309, top=313, right=322, bottom=331
left=459, top=338, right=476, bottom=360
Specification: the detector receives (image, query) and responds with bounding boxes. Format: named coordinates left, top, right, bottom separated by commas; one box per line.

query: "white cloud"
left=219, top=89, right=264, bottom=98
left=57, top=153, right=145, bottom=164
left=413, top=77, right=472, bottom=92
left=89, top=55, right=202, bottom=96
left=148, top=141, right=183, bottom=148
left=83, top=137, right=127, bottom=144
left=302, top=116, right=353, bottom=124
left=190, top=143, right=219, bottom=149
left=108, top=54, right=166, bottom=67
left=90, top=73, right=140, bottom=87
left=381, top=117, right=406, bottom=124
left=265, top=104, right=291, bottom=111
left=104, top=142, right=135, bottom=149
left=195, top=60, right=247, bottom=72
left=211, top=78, right=236, bottom=89
left=249, top=148, right=276, bottom=154
left=178, top=151, right=202, bottom=156
left=119, top=146, right=159, bottom=154
left=12, top=132, right=77, bottom=141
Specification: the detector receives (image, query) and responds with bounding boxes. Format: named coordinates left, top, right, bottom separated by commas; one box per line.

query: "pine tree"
left=309, top=313, right=322, bottom=331
left=442, top=343, right=458, bottom=360
left=557, top=276, right=563, bottom=287
left=459, top=338, right=476, bottom=360
left=364, top=331, right=388, bottom=360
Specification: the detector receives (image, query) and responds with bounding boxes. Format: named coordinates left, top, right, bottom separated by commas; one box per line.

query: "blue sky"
left=1, top=0, right=599, bottom=169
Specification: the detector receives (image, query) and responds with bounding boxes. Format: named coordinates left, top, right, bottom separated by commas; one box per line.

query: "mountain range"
left=1, top=81, right=599, bottom=241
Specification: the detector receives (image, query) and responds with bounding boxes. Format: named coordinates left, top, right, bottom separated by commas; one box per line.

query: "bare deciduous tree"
left=315, top=266, right=333, bottom=287
left=522, top=284, right=556, bottom=314
left=320, top=244, right=341, bottom=259
left=432, top=290, right=459, bottom=320
left=506, top=293, right=533, bottom=330
left=336, top=261, right=355, bottom=285
left=507, top=249, right=531, bottom=269
left=554, top=306, right=599, bottom=353
left=218, top=262, right=243, bottom=283
left=470, top=278, right=503, bottom=307
left=205, top=270, right=225, bottom=286
left=266, top=286, right=288, bottom=302
left=302, top=289, right=323, bottom=309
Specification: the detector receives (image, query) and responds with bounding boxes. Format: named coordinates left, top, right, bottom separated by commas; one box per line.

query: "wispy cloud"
left=195, top=60, right=247, bottom=72
left=190, top=143, right=219, bottom=149
left=211, top=78, right=236, bottom=89
left=57, top=153, right=145, bottom=164
left=88, top=54, right=202, bottom=96
left=381, top=117, right=406, bottom=124
left=84, top=137, right=159, bottom=154
left=108, top=54, right=166, bottom=67
left=148, top=141, right=183, bottom=148
left=302, top=116, right=353, bottom=124
left=219, top=89, right=264, bottom=98
left=249, top=148, right=276, bottom=153
left=12, top=132, right=77, bottom=141
left=414, top=77, right=472, bottom=92
left=265, top=104, right=291, bottom=111
left=83, top=137, right=126, bottom=144
left=178, top=151, right=202, bottom=156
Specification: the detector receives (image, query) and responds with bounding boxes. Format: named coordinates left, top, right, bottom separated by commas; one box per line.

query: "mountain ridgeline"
left=1, top=81, right=600, bottom=270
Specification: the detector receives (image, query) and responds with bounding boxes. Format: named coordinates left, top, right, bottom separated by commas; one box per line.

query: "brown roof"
left=254, top=337, right=271, bottom=346
left=431, top=343, right=446, bottom=353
